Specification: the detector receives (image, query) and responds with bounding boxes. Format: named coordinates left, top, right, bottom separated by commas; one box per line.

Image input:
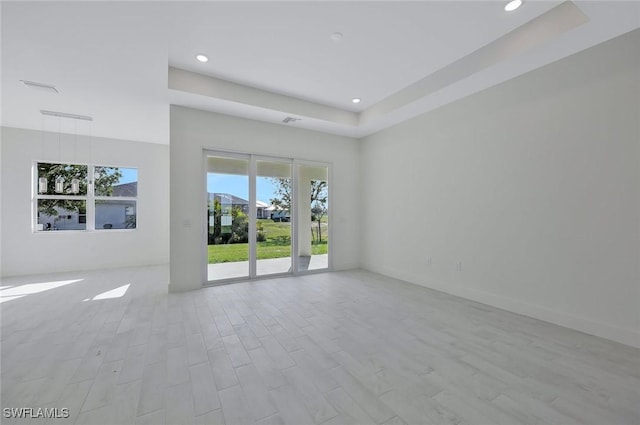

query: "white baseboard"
left=363, top=262, right=640, bottom=349
left=332, top=262, right=360, bottom=272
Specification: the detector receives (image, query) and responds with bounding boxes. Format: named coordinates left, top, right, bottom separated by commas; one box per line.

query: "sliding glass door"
left=296, top=163, right=329, bottom=272
left=256, top=159, right=292, bottom=277
left=207, top=155, right=249, bottom=282
left=205, top=151, right=329, bottom=284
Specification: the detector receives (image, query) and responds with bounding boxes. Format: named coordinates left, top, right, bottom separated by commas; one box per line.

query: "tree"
left=93, top=166, right=123, bottom=196
left=269, top=178, right=292, bottom=212
left=208, top=199, right=250, bottom=244
left=269, top=178, right=327, bottom=243
left=208, top=198, right=222, bottom=244
left=230, top=207, right=249, bottom=243
left=310, top=181, right=327, bottom=243
left=37, top=163, right=122, bottom=216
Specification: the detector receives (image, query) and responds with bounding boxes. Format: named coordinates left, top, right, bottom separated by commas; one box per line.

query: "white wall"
left=0, top=127, right=169, bottom=277
left=360, top=30, right=640, bottom=348
left=169, top=106, right=360, bottom=292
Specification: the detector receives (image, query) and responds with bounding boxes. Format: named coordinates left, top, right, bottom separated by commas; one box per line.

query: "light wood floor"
left=1, top=266, right=639, bottom=425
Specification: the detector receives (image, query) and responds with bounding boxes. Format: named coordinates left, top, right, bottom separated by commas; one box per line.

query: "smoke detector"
left=331, top=32, right=344, bottom=42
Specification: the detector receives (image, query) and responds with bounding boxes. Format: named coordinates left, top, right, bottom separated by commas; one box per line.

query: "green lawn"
left=208, top=219, right=328, bottom=263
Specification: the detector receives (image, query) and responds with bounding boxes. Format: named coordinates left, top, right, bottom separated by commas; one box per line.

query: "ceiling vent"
left=21, top=80, right=59, bottom=93
left=40, top=110, right=93, bottom=121
left=282, top=116, right=301, bottom=124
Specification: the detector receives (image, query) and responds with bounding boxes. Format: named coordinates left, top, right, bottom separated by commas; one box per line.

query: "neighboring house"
left=209, top=193, right=249, bottom=214
left=112, top=181, right=137, bottom=197
left=38, top=182, right=137, bottom=230
left=37, top=209, right=86, bottom=231
left=256, top=200, right=270, bottom=219
left=94, top=201, right=136, bottom=230
left=96, top=182, right=137, bottom=229
left=208, top=193, right=271, bottom=218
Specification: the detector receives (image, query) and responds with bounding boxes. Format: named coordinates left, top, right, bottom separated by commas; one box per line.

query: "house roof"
left=210, top=193, right=248, bottom=205
left=112, top=182, right=137, bottom=197
left=209, top=193, right=270, bottom=209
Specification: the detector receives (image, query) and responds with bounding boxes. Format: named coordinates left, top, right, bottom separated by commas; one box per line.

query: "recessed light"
left=331, top=32, right=343, bottom=42
left=196, top=54, right=209, bottom=63
left=351, top=98, right=361, bottom=104
left=504, top=0, right=522, bottom=12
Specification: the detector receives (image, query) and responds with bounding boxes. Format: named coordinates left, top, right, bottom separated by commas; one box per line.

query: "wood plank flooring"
left=1, top=266, right=639, bottom=424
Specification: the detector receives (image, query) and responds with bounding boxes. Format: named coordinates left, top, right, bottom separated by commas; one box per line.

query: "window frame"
left=33, top=161, right=138, bottom=233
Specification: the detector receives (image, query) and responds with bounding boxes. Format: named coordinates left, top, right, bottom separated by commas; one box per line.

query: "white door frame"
left=203, top=149, right=331, bottom=286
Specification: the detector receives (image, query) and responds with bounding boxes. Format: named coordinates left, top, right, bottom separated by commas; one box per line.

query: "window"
left=36, top=163, right=88, bottom=231
left=35, top=162, right=137, bottom=232
left=94, top=166, right=138, bottom=230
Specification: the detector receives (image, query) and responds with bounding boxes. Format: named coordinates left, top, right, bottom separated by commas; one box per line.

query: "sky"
left=99, top=166, right=138, bottom=185
left=110, top=169, right=278, bottom=202
left=118, top=168, right=137, bottom=185
left=207, top=173, right=279, bottom=204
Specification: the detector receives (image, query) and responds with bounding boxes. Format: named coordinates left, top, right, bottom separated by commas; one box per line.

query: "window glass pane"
left=95, top=167, right=138, bottom=197
left=256, top=160, right=292, bottom=277
left=95, top=200, right=136, bottom=230
left=296, top=164, right=329, bottom=272
left=206, top=156, right=249, bottom=281
left=37, top=163, right=87, bottom=196
left=37, top=200, right=87, bottom=231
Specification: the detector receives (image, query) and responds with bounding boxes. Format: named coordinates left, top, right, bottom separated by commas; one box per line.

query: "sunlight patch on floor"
left=85, top=284, right=131, bottom=301
left=0, top=279, right=83, bottom=301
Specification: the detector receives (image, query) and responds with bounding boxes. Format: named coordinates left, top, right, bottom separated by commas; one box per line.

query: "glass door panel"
left=296, top=164, right=329, bottom=272
left=207, top=155, right=249, bottom=282
left=256, top=160, right=292, bottom=276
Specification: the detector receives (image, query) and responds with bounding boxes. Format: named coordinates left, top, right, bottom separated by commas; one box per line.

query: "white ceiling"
left=2, top=1, right=639, bottom=144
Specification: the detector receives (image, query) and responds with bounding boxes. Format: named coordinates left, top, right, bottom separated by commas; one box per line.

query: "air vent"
left=282, top=116, right=301, bottom=124
left=21, top=80, right=59, bottom=93
left=40, top=110, right=93, bottom=121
